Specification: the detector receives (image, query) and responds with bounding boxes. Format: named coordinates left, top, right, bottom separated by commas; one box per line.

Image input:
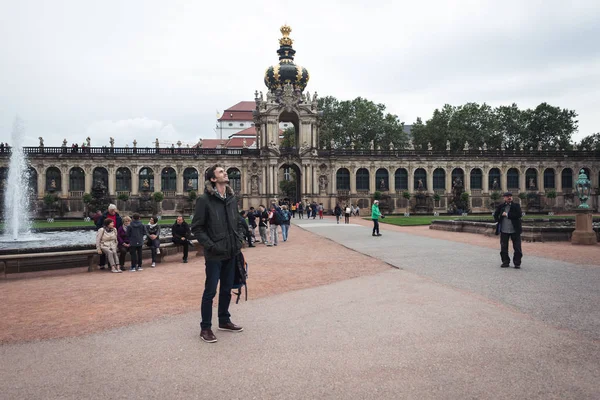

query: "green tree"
left=578, top=133, right=600, bottom=149
left=318, top=96, right=407, bottom=149
left=523, top=103, right=578, bottom=150
left=494, top=103, right=527, bottom=150
left=280, top=127, right=296, bottom=148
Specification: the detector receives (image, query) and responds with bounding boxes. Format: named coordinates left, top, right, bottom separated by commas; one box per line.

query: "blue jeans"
left=200, top=257, right=235, bottom=330
left=281, top=224, right=290, bottom=241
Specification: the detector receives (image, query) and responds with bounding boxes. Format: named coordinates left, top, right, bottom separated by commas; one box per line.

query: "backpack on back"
left=233, top=252, right=248, bottom=304
left=274, top=207, right=286, bottom=225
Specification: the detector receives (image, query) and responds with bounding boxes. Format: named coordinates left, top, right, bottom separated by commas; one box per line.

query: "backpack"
left=274, top=207, right=286, bottom=225
left=233, top=252, right=248, bottom=304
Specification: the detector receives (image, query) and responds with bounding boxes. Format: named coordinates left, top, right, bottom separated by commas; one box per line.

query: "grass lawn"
left=0, top=217, right=183, bottom=230
left=375, top=214, right=578, bottom=227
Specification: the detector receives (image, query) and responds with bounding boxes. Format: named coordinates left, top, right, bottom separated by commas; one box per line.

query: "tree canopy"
left=317, top=96, right=408, bottom=149
left=577, top=132, right=600, bottom=149
left=411, top=102, right=578, bottom=151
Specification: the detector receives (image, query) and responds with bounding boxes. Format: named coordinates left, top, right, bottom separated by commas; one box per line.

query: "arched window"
left=507, top=168, right=519, bottom=190
left=69, top=167, right=85, bottom=191
left=46, top=167, right=61, bottom=192
left=525, top=168, right=538, bottom=190
left=375, top=168, right=389, bottom=191
left=414, top=168, right=427, bottom=190
left=116, top=167, right=131, bottom=191
left=470, top=168, right=483, bottom=190
left=183, top=168, right=199, bottom=191
left=161, top=167, right=177, bottom=191
left=139, top=167, right=154, bottom=191
left=356, top=168, right=369, bottom=191
left=433, top=168, right=445, bottom=190
left=543, top=168, right=555, bottom=189
left=28, top=167, right=38, bottom=196
left=561, top=168, right=573, bottom=190
left=227, top=168, right=241, bottom=193
left=489, top=168, right=501, bottom=191
left=395, top=168, right=408, bottom=190
left=93, top=167, right=108, bottom=188
left=452, top=168, right=465, bottom=189
left=336, top=168, right=350, bottom=190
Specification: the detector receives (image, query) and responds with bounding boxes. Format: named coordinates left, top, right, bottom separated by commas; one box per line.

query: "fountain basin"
left=430, top=218, right=600, bottom=242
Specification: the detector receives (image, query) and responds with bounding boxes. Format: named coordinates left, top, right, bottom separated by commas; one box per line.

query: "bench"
left=0, top=249, right=98, bottom=278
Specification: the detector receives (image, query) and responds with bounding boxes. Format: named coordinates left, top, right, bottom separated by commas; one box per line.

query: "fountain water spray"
left=3, top=117, right=32, bottom=240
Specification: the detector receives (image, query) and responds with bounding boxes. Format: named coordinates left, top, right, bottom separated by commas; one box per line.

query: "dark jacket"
left=117, top=225, right=130, bottom=247
left=334, top=205, right=342, bottom=216
left=191, top=181, right=243, bottom=261
left=127, top=220, right=146, bottom=247
left=258, top=210, right=269, bottom=227
left=171, top=221, right=191, bottom=240
left=96, top=211, right=123, bottom=230
left=493, top=201, right=523, bottom=235
left=238, top=215, right=250, bottom=239
left=247, top=211, right=257, bottom=228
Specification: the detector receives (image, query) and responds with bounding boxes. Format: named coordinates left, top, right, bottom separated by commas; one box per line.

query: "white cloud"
left=85, top=118, right=179, bottom=147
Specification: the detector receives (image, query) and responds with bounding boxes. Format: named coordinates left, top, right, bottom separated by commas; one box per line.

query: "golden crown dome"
left=279, top=25, right=293, bottom=46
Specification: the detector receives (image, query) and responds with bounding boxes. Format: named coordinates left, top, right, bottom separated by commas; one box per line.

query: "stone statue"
left=197, top=138, right=203, bottom=148
left=501, top=141, right=506, bottom=151
left=377, top=145, right=381, bottom=150
left=86, top=137, right=91, bottom=147
left=266, top=90, right=274, bottom=103
left=519, top=142, right=524, bottom=151
left=38, top=137, right=44, bottom=147
left=133, top=139, right=137, bottom=148
left=572, top=143, right=578, bottom=151
left=155, top=138, right=160, bottom=148
left=463, top=141, right=469, bottom=151
left=242, top=138, right=248, bottom=149
left=417, top=179, right=424, bottom=190
left=453, top=177, right=463, bottom=188
left=177, top=140, right=182, bottom=148
left=300, top=141, right=309, bottom=153
left=269, top=140, right=279, bottom=151
left=251, top=175, right=259, bottom=195
left=428, top=142, right=433, bottom=151
left=50, top=179, right=56, bottom=189
left=492, top=178, right=499, bottom=190
left=380, top=178, right=386, bottom=190
left=446, top=140, right=451, bottom=151
left=312, top=92, right=318, bottom=102
left=370, top=140, right=374, bottom=150
left=330, top=138, right=335, bottom=149
left=142, top=179, right=150, bottom=189
left=483, top=142, right=487, bottom=151
left=591, top=143, right=596, bottom=151
left=537, top=141, right=542, bottom=151
left=62, top=139, right=67, bottom=147
left=529, top=177, right=535, bottom=189
left=319, top=175, right=328, bottom=191
left=350, top=141, right=355, bottom=150
left=555, top=143, right=560, bottom=151
left=187, top=179, right=194, bottom=188
left=389, top=142, right=394, bottom=150
left=306, top=91, right=310, bottom=103
left=254, top=90, right=259, bottom=99
left=109, top=137, right=114, bottom=148
left=408, top=139, right=414, bottom=150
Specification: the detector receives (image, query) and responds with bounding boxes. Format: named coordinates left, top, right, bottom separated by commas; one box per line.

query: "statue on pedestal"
left=446, top=140, right=451, bottom=151
left=428, top=142, right=433, bottom=151
left=109, top=137, right=114, bottom=148
left=155, top=138, right=160, bottom=148
left=463, top=141, right=469, bottom=151
left=38, top=137, right=44, bottom=147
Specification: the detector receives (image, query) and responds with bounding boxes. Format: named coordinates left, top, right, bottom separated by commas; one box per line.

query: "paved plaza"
left=1, top=218, right=599, bottom=399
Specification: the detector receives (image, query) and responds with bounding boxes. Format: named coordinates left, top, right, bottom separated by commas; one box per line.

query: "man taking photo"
left=493, top=192, right=523, bottom=268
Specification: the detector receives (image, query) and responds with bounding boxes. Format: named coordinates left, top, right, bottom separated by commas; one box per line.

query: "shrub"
left=402, top=191, right=411, bottom=200
left=461, top=192, right=470, bottom=202
left=152, top=192, right=165, bottom=203
left=117, top=193, right=129, bottom=202
left=490, top=191, right=501, bottom=201
left=545, top=189, right=557, bottom=199
left=518, top=192, right=528, bottom=200
left=188, top=190, right=197, bottom=202
left=43, top=193, right=59, bottom=206
left=373, top=191, right=382, bottom=200
left=82, top=193, right=93, bottom=204
left=433, top=193, right=440, bottom=201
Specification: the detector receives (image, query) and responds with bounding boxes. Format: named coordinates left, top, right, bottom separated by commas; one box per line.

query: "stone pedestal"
left=571, top=210, right=597, bottom=245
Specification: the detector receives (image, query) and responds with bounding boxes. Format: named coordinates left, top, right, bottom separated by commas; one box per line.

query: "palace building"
left=0, top=25, right=599, bottom=217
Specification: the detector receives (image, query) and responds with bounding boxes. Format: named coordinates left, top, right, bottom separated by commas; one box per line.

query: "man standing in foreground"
left=493, top=192, right=523, bottom=268
left=191, top=165, right=244, bottom=343
left=371, top=200, right=383, bottom=236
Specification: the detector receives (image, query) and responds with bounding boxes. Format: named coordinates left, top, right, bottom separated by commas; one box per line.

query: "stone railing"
left=8, top=147, right=260, bottom=157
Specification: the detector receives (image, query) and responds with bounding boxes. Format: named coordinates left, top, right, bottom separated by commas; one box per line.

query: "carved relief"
left=251, top=175, right=259, bottom=195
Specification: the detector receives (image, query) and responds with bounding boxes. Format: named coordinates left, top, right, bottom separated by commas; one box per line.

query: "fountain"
left=2, top=117, right=32, bottom=240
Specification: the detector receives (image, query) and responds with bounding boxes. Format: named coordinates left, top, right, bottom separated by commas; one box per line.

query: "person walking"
left=371, top=200, right=383, bottom=236
left=258, top=205, right=269, bottom=245
left=298, top=202, right=304, bottom=219
left=96, top=219, right=121, bottom=273
left=117, top=216, right=131, bottom=270
left=334, top=204, right=342, bottom=224
left=344, top=204, right=351, bottom=224
left=318, top=203, right=324, bottom=219
left=291, top=202, right=297, bottom=218
left=268, top=203, right=280, bottom=246
left=95, top=204, right=123, bottom=270
left=172, top=215, right=192, bottom=263
left=127, top=213, right=145, bottom=271
left=247, top=207, right=258, bottom=243
left=280, top=205, right=291, bottom=241
left=493, top=192, right=523, bottom=268
left=146, top=216, right=161, bottom=267
left=191, top=164, right=244, bottom=343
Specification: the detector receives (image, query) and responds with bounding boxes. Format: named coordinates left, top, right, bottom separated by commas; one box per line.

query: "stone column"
left=61, top=168, right=68, bottom=198
left=330, top=167, right=337, bottom=195
left=84, top=168, right=93, bottom=194
left=519, top=170, right=526, bottom=193
left=482, top=169, right=489, bottom=194
left=369, top=167, right=376, bottom=194
left=445, top=170, right=452, bottom=194
left=501, top=169, right=508, bottom=193
left=350, top=168, right=357, bottom=194
left=272, top=165, right=278, bottom=196
left=426, top=169, right=433, bottom=194
left=38, top=167, right=45, bottom=198
left=312, top=165, right=318, bottom=196
left=176, top=167, right=184, bottom=195
left=131, top=167, right=139, bottom=196
left=464, top=170, right=471, bottom=192
left=537, top=169, right=544, bottom=193
left=262, top=165, right=268, bottom=196
left=408, top=168, right=414, bottom=194
left=556, top=170, right=562, bottom=193
left=154, top=168, right=162, bottom=193
left=108, top=167, right=116, bottom=196
left=388, top=169, right=395, bottom=193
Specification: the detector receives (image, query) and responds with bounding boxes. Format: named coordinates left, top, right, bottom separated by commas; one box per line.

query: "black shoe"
left=249, top=244, right=256, bottom=247
left=376, top=233, right=382, bottom=236
left=200, top=329, right=217, bottom=343
left=183, top=259, right=188, bottom=263
left=514, top=265, right=521, bottom=269
left=218, top=322, right=243, bottom=332
left=501, top=263, right=510, bottom=268
left=372, top=233, right=377, bottom=236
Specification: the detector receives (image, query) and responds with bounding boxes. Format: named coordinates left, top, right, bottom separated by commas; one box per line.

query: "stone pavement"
left=1, top=218, right=599, bottom=399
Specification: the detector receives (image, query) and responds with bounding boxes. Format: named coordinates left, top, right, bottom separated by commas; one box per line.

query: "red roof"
left=218, top=101, right=256, bottom=121
left=226, top=101, right=255, bottom=112
left=192, top=138, right=257, bottom=149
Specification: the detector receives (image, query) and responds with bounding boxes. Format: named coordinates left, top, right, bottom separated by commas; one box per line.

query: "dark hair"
left=103, top=219, right=114, bottom=227
left=259, top=204, right=265, bottom=208
left=206, top=164, right=222, bottom=182
left=240, top=211, right=246, bottom=216
left=132, top=213, right=140, bottom=220
left=249, top=207, right=255, bottom=210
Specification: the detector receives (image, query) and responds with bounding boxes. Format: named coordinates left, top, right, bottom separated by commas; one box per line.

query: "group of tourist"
left=95, top=204, right=193, bottom=273
left=241, top=202, right=292, bottom=247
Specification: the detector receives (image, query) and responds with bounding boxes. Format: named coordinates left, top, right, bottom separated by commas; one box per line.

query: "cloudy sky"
left=1, top=0, right=599, bottom=147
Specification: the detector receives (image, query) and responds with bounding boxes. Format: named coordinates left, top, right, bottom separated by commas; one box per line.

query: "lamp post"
left=571, top=169, right=597, bottom=245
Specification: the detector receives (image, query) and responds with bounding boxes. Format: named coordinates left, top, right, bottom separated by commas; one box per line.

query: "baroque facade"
left=1, top=25, right=599, bottom=217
